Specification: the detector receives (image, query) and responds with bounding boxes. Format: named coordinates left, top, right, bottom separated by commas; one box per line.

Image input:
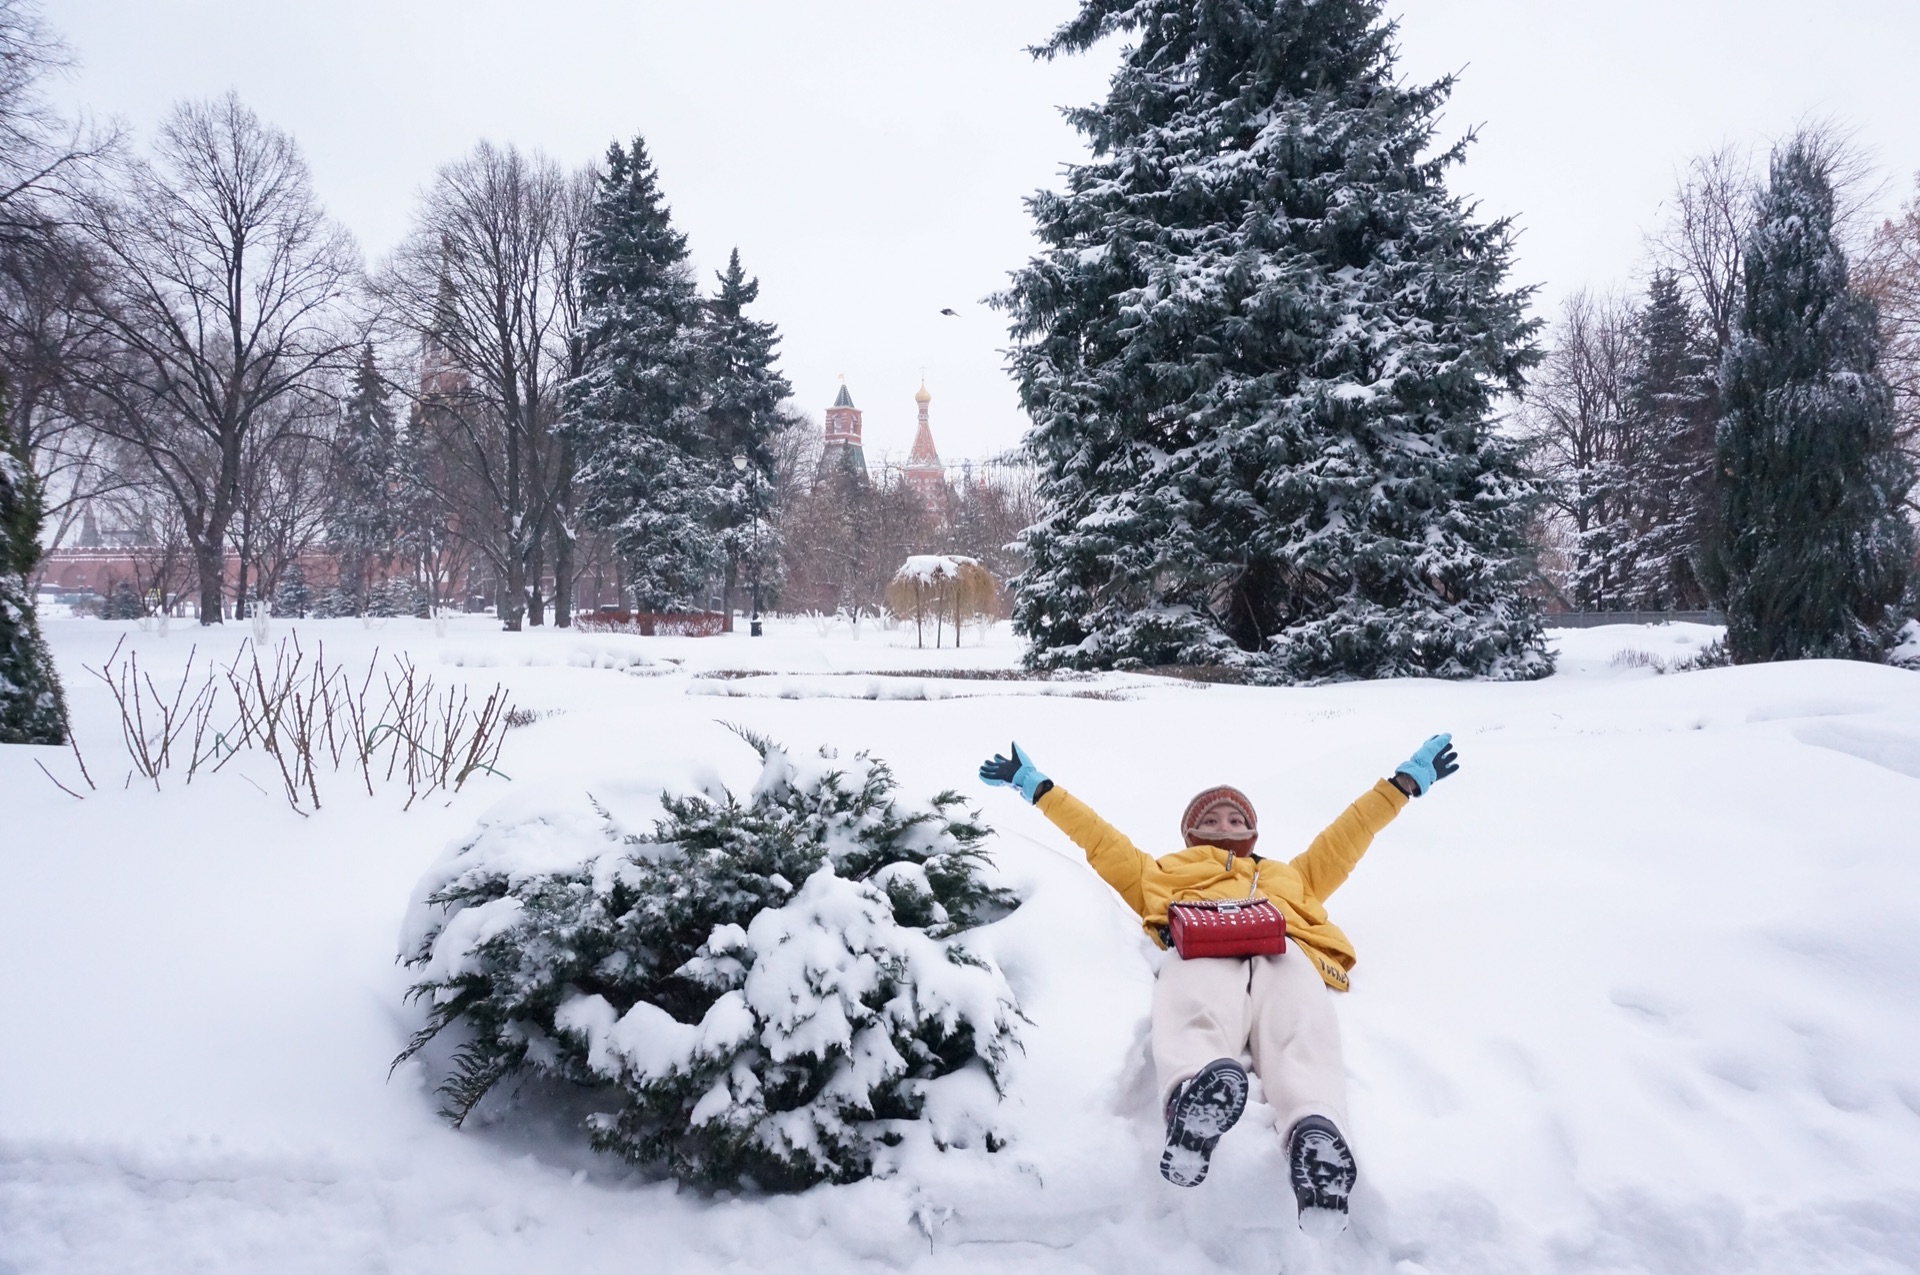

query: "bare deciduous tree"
left=777, top=441, right=934, bottom=625
left=377, top=142, right=577, bottom=631
left=1652, top=144, right=1754, bottom=358
left=235, top=401, right=334, bottom=608
left=0, top=225, right=129, bottom=568
left=1860, top=175, right=1920, bottom=510
left=0, top=0, right=120, bottom=577
left=1515, top=290, right=1639, bottom=608
left=0, top=0, right=114, bottom=244
left=1654, top=126, right=1880, bottom=362
left=543, top=165, right=595, bottom=627
left=74, top=93, right=360, bottom=624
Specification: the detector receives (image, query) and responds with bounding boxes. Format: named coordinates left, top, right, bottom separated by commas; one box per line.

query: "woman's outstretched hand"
left=1395, top=733, right=1458, bottom=796
left=979, top=741, right=1053, bottom=803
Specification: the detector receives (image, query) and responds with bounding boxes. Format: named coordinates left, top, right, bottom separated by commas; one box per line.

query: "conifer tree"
left=273, top=559, right=312, bottom=618
left=101, top=580, right=144, bottom=620
left=563, top=138, right=720, bottom=611
left=1706, top=136, right=1916, bottom=663
left=327, top=347, right=401, bottom=613
left=704, top=249, right=791, bottom=623
left=1, top=381, right=68, bottom=744
left=998, top=0, right=1548, bottom=681
left=1620, top=272, right=1717, bottom=609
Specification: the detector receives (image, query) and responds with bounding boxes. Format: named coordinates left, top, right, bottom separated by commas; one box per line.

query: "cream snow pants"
left=1152, top=947, right=1347, bottom=1135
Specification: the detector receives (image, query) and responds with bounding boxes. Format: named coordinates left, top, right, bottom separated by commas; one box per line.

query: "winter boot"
left=1159, top=1057, right=1249, bottom=1187
left=1286, top=1114, right=1357, bottom=1236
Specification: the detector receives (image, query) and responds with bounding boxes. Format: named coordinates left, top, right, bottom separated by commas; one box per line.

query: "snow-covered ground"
left=3, top=615, right=1918, bottom=1274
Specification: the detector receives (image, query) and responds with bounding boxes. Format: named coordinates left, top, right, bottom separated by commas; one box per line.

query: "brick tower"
left=905, top=382, right=946, bottom=512
left=823, top=376, right=867, bottom=476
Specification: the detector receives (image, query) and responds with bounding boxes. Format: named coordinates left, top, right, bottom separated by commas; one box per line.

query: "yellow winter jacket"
left=1034, top=779, right=1409, bottom=991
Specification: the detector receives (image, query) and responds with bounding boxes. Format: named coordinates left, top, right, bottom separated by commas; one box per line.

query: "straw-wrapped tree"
left=885, top=555, right=997, bottom=649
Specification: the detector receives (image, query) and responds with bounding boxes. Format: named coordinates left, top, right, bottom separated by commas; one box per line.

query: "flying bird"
left=939, top=308, right=959, bottom=317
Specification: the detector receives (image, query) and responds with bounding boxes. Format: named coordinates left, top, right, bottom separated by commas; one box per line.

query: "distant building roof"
left=908, top=382, right=941, bottom=470
left=908, top=419, right=941, bottom=468
left=833, top=383, right=855, bottom=408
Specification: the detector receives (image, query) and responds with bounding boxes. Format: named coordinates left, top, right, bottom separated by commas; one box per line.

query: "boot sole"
left=1159, top=1060, right=1249, bottom=1188
left=1288, top=1116, right=1357, bottom=1230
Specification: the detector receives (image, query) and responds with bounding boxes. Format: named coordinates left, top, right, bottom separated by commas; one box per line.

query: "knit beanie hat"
left=1180, top=785, right=1259, bottom=856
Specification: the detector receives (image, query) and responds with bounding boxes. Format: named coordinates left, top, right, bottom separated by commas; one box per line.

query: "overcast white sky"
left=39, top=0, right=1920, bottom=463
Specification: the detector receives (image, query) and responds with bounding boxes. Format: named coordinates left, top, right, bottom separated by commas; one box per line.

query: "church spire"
left=905, top=382, right=944, bottom=511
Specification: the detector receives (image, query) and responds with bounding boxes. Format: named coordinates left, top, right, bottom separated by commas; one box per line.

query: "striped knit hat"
left=1180, top=785, right=1259, bottom=856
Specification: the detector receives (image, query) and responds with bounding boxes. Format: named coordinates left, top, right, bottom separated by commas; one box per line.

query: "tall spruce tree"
left=998, top=0, right=1548, bottom=680
left=563, top=138, right=720, bottom=611
left=1, top=379, right=68, bottom=744
left=1619, top=273, right=1717, bottom=609
left=327, top=346, right=401, bottom=613
left=1706, top=136, right=1916, bottom=663
left=704, top=249, right=791, bottom=623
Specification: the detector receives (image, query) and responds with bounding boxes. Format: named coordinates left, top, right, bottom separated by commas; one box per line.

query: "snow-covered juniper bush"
left=997, top=0, right=1550, bottom=682
left=397, top=730, right=1022, bottom=1191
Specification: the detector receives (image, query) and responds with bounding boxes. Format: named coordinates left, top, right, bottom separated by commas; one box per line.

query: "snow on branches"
left=397, top=730, right=1022, bottom=1191
left=885, top=556, right=997, bottom=649
left=998, top=0, right=1550, bottom=683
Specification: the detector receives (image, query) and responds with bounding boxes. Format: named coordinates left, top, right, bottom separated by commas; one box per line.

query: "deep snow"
left=2, top=615, right=1918, bottom=1274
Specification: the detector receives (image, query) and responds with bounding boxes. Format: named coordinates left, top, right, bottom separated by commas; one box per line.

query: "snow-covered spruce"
left=1705, top=133, right=1916, bottom=663
left=1617, top=272, right=1718, bottom=611
left=561, top=136, right=726, bottom=612
left=397, top=731, right=1022, bottom=1191
left=1, top=437, right=68, bottom=744
left=997, top=0, right=1549, bottom=683
left=326, top=346, right=403, bottom=615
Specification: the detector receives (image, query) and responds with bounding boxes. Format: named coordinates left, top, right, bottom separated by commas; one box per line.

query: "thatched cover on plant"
left=885, top=556, right=997, bottom=648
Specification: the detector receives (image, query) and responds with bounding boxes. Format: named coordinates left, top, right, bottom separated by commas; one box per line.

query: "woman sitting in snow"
left=979, top=734, right=1458, bottom=1230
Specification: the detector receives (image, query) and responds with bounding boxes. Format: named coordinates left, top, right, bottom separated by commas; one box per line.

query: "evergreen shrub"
left=397, top=730, right=1023, bottom=1191
left=273, top=562, right=312, bottom=618
left=307, top=585, right=356, bottom=619
left=101, top=580, right=145, bottom=620
left=368, top=576, right=427, bottom=618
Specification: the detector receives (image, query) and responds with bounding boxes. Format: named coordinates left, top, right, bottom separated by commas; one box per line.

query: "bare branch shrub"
left=83, top=635, right=513, bottom=812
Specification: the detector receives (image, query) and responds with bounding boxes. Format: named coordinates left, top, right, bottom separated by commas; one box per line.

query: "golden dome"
left=914, top=383, right=932, bottom=404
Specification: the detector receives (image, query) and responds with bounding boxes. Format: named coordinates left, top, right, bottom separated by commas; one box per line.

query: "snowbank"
left=2, top=616, right=1918, bottom=1273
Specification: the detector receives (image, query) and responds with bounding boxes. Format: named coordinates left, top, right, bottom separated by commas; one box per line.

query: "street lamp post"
left=732, top=453, right=763, bottom=637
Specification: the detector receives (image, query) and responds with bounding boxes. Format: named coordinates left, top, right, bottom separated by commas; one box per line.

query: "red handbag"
left=1166, top=864, right=1287, bottom=959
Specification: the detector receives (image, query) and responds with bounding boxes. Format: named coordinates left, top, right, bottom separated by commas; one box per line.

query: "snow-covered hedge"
left=397, top=730, right=1022, bottom=1191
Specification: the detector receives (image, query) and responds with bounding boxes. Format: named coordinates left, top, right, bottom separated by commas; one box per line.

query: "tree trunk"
left=554, top=452, right=575, bottom=629
left=724, top=558, right=738, bottom=632
left=554, top=526, right=574, bottom=628
left=502, top=548, right=525, bottom=630
left=527, top=531, right=546, bottom=627
left=501, top=372, right=525, bottom=631
left=195, top=539, right=225, bottom=624
left=232, top=512, right=252, bottom=622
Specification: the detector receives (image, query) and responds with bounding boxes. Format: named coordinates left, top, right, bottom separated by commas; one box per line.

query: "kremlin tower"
left=905, top=382, right=945, bottom=511
left=822, top=377, right=867, bottom=475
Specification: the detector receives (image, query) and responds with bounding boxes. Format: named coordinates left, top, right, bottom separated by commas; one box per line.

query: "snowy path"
left=3, top=617, right=1917, bottom=1274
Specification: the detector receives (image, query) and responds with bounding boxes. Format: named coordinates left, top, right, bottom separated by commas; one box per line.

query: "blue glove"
left=979, top=741, right=1052, bottom=804
left=1395, top=733, right=1458, bottom=796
